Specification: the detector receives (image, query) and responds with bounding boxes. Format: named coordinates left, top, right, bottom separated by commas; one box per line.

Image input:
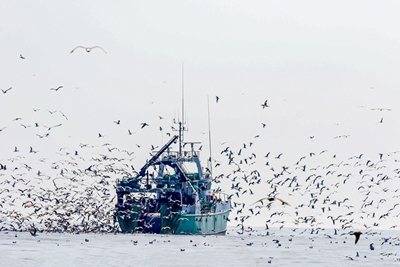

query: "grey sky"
left=1, top=1, right=400, bottom=227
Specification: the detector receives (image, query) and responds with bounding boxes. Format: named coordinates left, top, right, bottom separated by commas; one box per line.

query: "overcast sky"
left=1, top=1, right=400, bottom=227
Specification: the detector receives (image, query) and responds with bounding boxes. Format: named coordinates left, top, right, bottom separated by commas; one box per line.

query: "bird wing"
left=91, top=46, right=107, bottom=53
left=261, top=100, right=268, bottom=108
left=70, top=46, right=86, bottom=53
left=275, top=197, right=290, bottom=206
left=50, top=124, right=62, bottom=129
left=250, top=197, right=269, bottom=206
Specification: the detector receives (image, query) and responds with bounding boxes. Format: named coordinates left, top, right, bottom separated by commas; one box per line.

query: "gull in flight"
left=44, top=123, right=62, bottom=130
left=251, top=196, right=290, bottom=206
left=70, top=46, right=107, bottom=54
left=1, top=87, right=12, bottom=93
left=261, top=100, right=269, bottom=108
left=50, top=86, right=63, bottom=91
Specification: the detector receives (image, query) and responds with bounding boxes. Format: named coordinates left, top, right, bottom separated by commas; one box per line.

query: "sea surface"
left=1, top=227, right=400, bottom=267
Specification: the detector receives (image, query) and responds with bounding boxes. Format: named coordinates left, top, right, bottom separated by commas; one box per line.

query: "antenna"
left=173, top=62, right=187, bottom=156
left=207, top=95, right=213, bottom=174
left=182, top=62, right=184, bottom=135
left=180, top=62, right=185, bottom=156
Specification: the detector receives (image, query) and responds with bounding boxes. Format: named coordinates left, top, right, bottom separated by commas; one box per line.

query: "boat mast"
left=207, top=95, right=213, bottom=174
left=179, top=62, right=184, bottom=157
left=173, top=63, right=187, bottom=156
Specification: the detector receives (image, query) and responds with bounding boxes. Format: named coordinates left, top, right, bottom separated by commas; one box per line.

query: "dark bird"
left=29, top=224, right=37, bottom=236
left=261, top=100, right=269, bottom=108
left=1, top=87, right=12, bottom=93
left=215, top=96, right=220, bottom=103
left=70, top=46, right=107, bottom=53
left=20, top=54, right=25, bottom=59
left=350, top=231, right=362, bottom=244
left=140, top=122, right=149, bottom=129
left=50, top=86, right=63, bottom=91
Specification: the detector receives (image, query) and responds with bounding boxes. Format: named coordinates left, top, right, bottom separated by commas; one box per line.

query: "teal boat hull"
left=117, top=209, right=230, bottom=235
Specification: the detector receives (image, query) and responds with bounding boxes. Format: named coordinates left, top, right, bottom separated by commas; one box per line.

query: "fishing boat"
left=115, top=121, right=231, bottom=235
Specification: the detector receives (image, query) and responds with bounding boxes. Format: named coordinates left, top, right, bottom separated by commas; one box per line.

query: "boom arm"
left=139, top=135, right=178, bottom=177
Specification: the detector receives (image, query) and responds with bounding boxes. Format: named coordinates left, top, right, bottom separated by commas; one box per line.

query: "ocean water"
left=1, top=227, right=400, bottom=267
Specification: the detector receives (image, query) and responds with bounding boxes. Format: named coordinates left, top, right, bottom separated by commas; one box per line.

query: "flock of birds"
left=187, top=119, right=398, bottom=263
left=1, top=48, right=399, bottom=263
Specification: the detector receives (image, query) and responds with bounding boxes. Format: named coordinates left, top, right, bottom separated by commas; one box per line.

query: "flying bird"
left=140, top=123, right=149, bottom=129
left=350, top=231, right=362, bottom=244
left=215, top=96, right=220, bottom=103
left=20, top=54, right=25, bottom=59
left=251, top=197, right=290, bottom=206
left=50, top=86, right=63, bottom=91
left=371, top=107, right=391, bottom=111
left=44, top=124, right=62, bottom=130
left=261, top=100, right=269, bottom=108
left=29, top=224, right=37, bottom=236
left=59, top=111, right=68, bottom=120
left=70, top=46, right=107, bottom=53
left=1, top=87, right=12, bottom=93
